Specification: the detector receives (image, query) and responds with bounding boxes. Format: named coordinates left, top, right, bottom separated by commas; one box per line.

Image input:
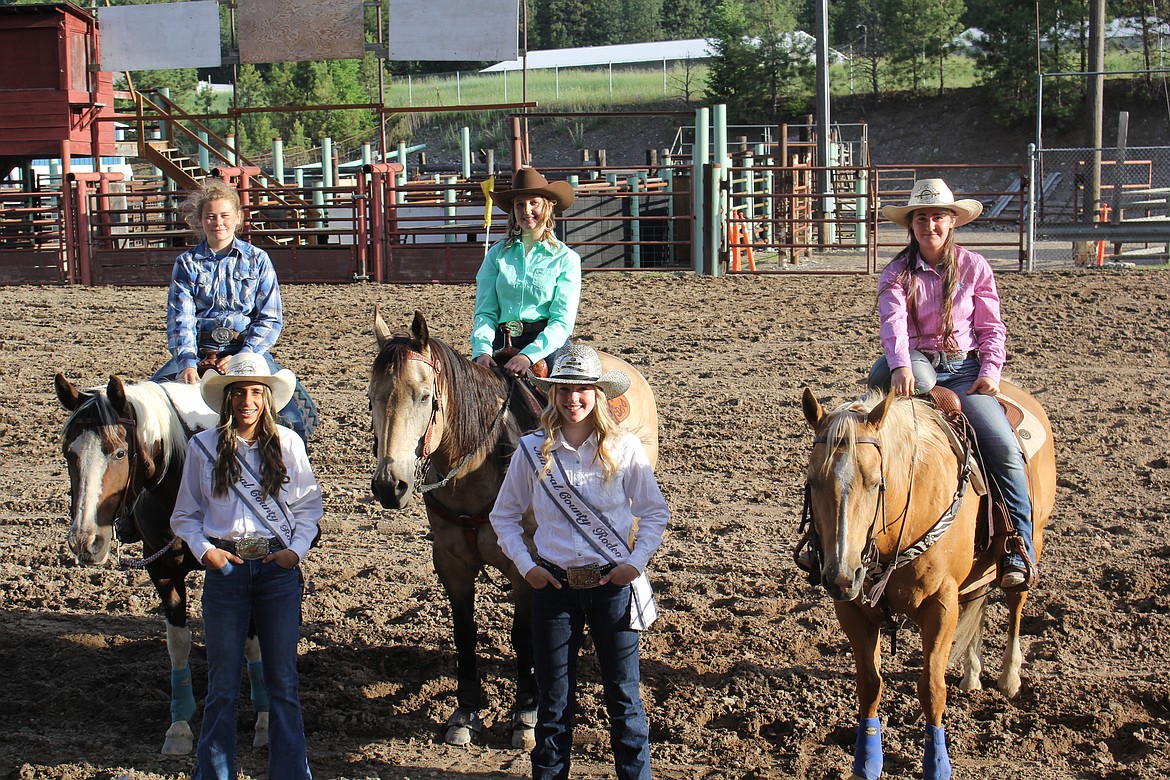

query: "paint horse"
left=55, top=374, right=271, bottom=755
left=369, top=311, right=658, bottom=746
left=800, top=383, right=1055, bottom=780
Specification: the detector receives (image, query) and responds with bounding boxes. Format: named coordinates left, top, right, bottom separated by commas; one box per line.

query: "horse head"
left=369, top=309, right=448, bottom=509
left=802, top=388, right=896, bottom=602
left=55, top=373, right=141, bottom=565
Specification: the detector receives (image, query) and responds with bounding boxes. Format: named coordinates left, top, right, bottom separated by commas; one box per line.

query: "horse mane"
left=374, top=334, right=531, bottom=460
left=62, top=381, right=189, bottom=478
left=817, top=391, right=953, bottom=482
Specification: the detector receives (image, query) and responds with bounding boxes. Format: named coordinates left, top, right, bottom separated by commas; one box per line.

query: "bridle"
left=68, top=397, right=182, bottom=569
left=806, top=404, right=973, bottom=609
left=400, top=349, right=514, bottom=495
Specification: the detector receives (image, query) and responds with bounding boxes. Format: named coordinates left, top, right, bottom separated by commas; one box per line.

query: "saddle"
left=493, top=347, right=549, bottom=419
left=924, top=386, right=1041, bottom=591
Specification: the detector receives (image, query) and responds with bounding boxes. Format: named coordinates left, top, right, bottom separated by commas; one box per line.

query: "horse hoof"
left=161, top=721, right=194, bottom=755
left=446, top=724, right=474, bottom=745
left=511, top=725, right=536, bottom=749
left=253, top=711, right=270, bottom=748
left=444, top=708, right=483, bottom=746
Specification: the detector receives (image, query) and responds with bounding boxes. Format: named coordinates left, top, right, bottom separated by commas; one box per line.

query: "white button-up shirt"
left=171, top=426, right=323, bottom=563
left=490, top=429, right=669, bottom=576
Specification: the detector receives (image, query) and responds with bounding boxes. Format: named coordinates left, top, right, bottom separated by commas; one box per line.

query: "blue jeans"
left=153, top=351, right=313, bottom=442
left=531, top=581, right=651, bottom=780
left=195, top=559, right=310, bottom=780
left=934, top=357, right=1036, bottom=566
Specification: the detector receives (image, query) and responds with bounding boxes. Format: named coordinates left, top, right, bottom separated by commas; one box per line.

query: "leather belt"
left=211, top=536, right=282, bottom=560
left=922, top=349, right=978, bottom=368
left=499, top=320, right=547, bottom=338
left=538, top=557, right=615, bottom=589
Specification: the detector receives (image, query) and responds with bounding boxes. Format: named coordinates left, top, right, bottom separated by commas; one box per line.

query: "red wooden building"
left=0, top=2, right=115, bottom=183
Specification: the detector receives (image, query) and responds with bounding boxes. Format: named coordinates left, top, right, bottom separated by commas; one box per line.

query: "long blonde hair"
left=537, top=386, right=621, bottom=482
left=504, top=196, right=561, bottom=247
left=212, top=383, right=287, bottom=500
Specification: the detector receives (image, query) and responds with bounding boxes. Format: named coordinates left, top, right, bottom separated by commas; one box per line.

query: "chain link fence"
left=1032, top=146, right=1170, bottom=269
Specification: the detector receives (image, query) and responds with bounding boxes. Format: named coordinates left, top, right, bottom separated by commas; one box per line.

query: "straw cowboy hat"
left=494, top=166, right=576, bottom=214
left=881, top=178, right=983, bottom=228
left=201, top=352, right=296, bottom=411
left=529, top=345, right=630, bottom=398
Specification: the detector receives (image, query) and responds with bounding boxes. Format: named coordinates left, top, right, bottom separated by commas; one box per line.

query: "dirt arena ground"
left=1, top=268, right=1168, bottom=780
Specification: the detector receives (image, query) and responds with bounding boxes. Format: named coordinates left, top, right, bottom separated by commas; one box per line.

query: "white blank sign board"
left=388, top=0, right=518, bottom=61
left=98, top=1, right=222, bottom=72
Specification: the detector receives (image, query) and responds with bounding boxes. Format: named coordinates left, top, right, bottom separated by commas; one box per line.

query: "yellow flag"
left=480, top=176, right=495, bottom=229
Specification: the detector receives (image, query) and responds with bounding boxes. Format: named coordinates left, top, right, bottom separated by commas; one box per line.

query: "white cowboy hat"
left=200, top=352, right=296, bottom=411
left=493, top=166, right=576, bottom=214
left=529, top=345, right=630, bottom=398
left=881, top=178, right=983, bottom=228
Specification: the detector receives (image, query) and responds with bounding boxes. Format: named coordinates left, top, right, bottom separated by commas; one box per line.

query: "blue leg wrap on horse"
left=924, top=724, right=952, bottom=780
left=247, top=660, right=270, bottom=712
left=170, top=666, right=196, bottom=724
left=852, top=717, right=883, bottom=780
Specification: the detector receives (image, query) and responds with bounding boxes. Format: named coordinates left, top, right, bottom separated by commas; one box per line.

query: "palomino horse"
left=800, top=383, right=1055, bottom=780
left=55, top=374, right=271, bottom=755
left=369, top=311, right=658, bottom=746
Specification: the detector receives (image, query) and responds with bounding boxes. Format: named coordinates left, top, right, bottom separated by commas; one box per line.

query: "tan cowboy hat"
left=494, top=166, right=575, bottom=214
left=881, top=178, right=983, bottom=228
left=529, top=345, right=630, bottom=398
left=201, top=352, right=296, bottom=411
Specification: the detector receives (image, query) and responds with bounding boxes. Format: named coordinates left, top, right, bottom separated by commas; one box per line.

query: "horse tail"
left=951, top=591, right=989, bottom=687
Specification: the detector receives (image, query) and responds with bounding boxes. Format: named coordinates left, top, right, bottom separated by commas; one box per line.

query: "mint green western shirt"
left=471, top=236, right=582, bottom=363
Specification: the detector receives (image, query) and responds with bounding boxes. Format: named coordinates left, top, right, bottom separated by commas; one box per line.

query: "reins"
left=808, top=402, right=974, bottom=613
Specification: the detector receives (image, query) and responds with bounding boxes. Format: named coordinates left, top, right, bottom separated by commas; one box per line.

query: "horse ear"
left=373, top=305, right=393, bottom=349
left=801, top=387, right=824, bottom=429
left=107, top=375, right=129, bottom=415
left=55, top=373, right=81, bottom=410
left=867, top=390, right=896, bottom=429
left=411, top=310, right=430, bottom=350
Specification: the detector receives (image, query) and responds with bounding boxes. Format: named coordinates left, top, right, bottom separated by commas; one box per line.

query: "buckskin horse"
left=368, top=310, right=658, bottom=746
left=54, top=374, right=271, bottom=755
left=799, top=383, right=1055, bottom=780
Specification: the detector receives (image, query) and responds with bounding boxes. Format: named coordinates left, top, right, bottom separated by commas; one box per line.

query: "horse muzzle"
left=823, top=562, right=865, bottom=602
left=371, top=458, right=415, bottom=510
left=68, top=527, right=111, bottom=565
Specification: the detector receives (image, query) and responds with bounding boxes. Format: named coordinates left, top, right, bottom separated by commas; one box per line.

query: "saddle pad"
left=997, top=394, right=1048, bottom=460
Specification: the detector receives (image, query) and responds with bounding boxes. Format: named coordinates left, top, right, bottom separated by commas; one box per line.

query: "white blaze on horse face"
left=830, top=454, right=857, bottom=570
left=66, top=429, right=121, bottom=563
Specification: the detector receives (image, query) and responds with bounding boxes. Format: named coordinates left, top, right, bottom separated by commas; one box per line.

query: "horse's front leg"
left=244, top=627, right=270, bottom=747
left=153, top=565, right=195, bottom=756
left=834, top=601, right=884, bottom=780
left=508, top=570, right=537, bottom=749
left=916, top=592, right=960, bottom=780
left=433, top=537, right=484, bottom=745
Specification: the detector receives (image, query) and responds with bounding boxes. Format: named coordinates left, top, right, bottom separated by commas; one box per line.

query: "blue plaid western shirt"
left=165, top=238, right=283, bottom=372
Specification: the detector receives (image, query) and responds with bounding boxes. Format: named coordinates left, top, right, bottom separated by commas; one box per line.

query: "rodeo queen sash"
left=519, top=437, right=658, bottom=631
left=191, top=435, right=296, bottom=549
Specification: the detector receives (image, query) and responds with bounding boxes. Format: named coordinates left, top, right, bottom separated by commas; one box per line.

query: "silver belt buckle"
left=503, top=320, right=524, bottom=338
left=566, top=564, right=601, bottom=589
left=235, top=536, right=270, bottom=560
left=210, top=326, right=234, bottom=346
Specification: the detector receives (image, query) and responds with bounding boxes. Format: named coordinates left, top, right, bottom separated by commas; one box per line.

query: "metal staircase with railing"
left=128, top=88, right=319, bottom=244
